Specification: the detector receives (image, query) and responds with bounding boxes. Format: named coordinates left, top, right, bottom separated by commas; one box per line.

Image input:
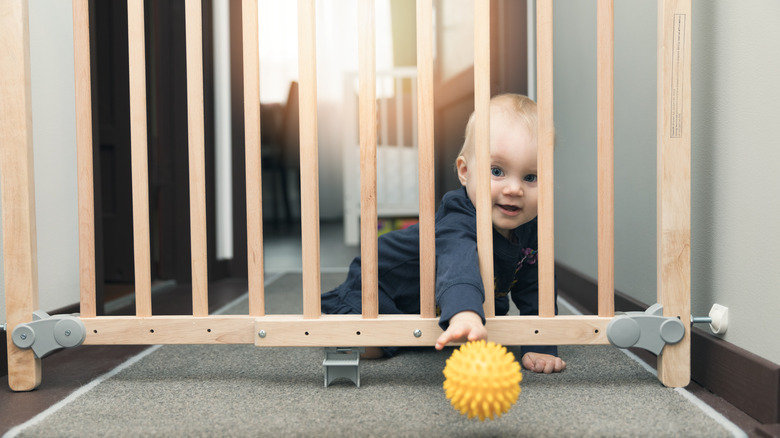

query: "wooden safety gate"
left=1, top=0, right=692, bottom=391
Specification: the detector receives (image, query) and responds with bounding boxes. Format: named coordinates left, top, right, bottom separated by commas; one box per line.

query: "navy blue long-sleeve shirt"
left=321, top=187, right=557, bottom=356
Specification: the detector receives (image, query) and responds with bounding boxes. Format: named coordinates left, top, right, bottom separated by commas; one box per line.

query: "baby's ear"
left=456, top=156, right=469, bottom=186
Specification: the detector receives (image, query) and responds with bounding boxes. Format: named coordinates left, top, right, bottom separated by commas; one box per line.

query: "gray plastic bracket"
left=323, top=347, right=365, bottom=387
left=11, top=310, right=86, bottom=359
left=606, top=303, right=686, bottom=355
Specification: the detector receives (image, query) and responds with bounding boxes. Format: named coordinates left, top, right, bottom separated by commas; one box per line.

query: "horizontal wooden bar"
left=255, top=315, right=610, bottom=347
left=79, top=315, right=611, bottom=347
left=83, top=316, right=256, bottom=345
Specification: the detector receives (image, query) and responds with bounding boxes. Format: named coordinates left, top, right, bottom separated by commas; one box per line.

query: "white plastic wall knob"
left=708, top=304, right=729, bottom=335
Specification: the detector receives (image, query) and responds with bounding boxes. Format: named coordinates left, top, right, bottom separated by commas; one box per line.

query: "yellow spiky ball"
left=442, top=340, right=522, bottom=421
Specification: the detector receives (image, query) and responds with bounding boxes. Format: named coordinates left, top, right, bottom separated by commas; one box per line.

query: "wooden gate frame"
left=1, top=0, right=691, bottom=391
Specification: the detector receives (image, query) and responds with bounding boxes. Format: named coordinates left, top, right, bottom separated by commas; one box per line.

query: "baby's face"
left=458, top=115, right=538, bottom=240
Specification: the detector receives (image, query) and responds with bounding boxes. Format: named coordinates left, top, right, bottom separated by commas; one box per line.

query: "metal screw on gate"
left=64, top=330, right=72, bottom=337
left=20, top=333, right=27, bottom=340
left=413, top=329, right=422, bottom=338
left=258, top=330, right=267, bottom=338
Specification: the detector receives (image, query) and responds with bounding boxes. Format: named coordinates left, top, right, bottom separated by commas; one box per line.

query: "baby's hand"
left=435, top=311, right=487, bottom=350
left=521, top=352, right=567, bottom=374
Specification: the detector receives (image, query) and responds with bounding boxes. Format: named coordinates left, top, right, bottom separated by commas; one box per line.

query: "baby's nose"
left=504, top=180, right=523, bottom=195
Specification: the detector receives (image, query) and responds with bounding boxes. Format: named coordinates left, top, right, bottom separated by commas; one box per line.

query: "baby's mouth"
left=497, top=204, right=521, bottom=215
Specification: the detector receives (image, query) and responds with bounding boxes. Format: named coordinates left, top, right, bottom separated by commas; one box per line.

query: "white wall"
left=1, top=0, right=81, bottom=324
left=552, top=0, right=780, bottom=365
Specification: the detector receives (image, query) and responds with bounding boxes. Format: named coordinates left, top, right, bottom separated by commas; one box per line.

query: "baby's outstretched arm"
left=435, top=312, right=565, bottom=374
left=435, top=311, right=487, bottom=350
left=521, top=352, right=566, bottom=373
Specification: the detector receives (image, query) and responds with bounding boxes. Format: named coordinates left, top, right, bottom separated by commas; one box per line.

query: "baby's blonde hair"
left=456, top=94, right=538, bottom=164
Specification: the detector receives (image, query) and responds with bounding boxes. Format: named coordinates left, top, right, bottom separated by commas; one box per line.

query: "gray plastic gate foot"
left=323, top=347, right=365, bottom=387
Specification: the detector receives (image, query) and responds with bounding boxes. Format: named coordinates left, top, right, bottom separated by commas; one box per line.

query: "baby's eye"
left=524, top=174, right=538, bottom=183
left=491, top=167, right=504, bottom=177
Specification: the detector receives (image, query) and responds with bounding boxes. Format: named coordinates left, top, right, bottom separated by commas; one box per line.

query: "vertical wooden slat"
left=597, top=0, right=615, bottom=317
left=359, top=0, right=378, bottom=319
left=184, top=0, right=209, bottom=317
left=182, top=1, right=209, bottom=316
left=298, top=0, right=322, bottom=319
left=243, top=0, right=264, bottom=316
left=72, top=0, right=97, bottom=318
left=657, top=0, right=692, bottom=388
left=127, top=0, right=152, bottom=317
left=536, top=0, right=556, bottom=318
left=1, top=0, right=42, bottom=392
left=416, top=0, right=435, bottom=318
left=474, top=0, right=494, bottom=318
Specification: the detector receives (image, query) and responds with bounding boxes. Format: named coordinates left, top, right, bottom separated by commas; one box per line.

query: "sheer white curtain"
left=258, top=0, right=394, bottom=218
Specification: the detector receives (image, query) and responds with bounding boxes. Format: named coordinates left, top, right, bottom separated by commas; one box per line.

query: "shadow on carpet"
left=11, top=273, right=737, bottom=438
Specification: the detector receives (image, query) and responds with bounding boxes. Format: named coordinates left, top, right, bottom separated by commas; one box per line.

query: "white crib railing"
left=342, top=67, right=420, bottom=246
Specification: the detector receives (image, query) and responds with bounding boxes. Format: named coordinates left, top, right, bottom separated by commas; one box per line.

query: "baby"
left=322, top=94, right=566, bottom=373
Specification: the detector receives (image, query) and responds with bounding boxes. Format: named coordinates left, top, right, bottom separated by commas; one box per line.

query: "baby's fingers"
left=434, top=332, right=450, bottom=350
left=435, top=325, right=474, bottom=350
left=435, top=329, right=460, bottom=350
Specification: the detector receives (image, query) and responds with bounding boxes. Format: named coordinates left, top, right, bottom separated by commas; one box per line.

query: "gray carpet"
left=11, top=273, right=738, bottom=437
